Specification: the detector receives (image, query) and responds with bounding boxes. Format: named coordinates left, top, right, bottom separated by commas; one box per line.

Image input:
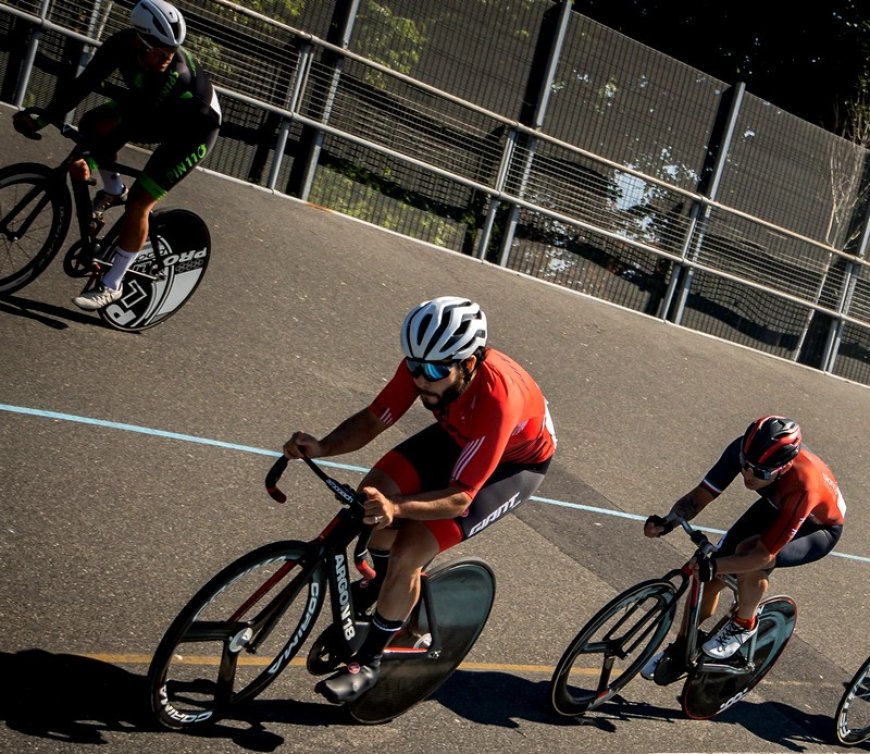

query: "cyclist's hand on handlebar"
left=689, top=554, right=718, bottom=582
left=360, top=486, right=395, bottom=529
left=13, top=109, right=43, bottom=140
left=644, top=514, right=675, bottom=538
left=283, top=431, right=322, bottom=459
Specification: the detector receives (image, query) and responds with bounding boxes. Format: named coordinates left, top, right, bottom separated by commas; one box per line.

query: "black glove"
left=645, top=514, right=675, bottom=537
left=696, top=554, right=718, bottom=582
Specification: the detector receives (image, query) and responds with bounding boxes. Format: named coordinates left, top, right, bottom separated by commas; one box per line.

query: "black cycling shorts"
left=79, top=103, right=220, bottom=201
left=715, top=497, right=843, bottom=569
left=372, top=423, right=551, bottom=553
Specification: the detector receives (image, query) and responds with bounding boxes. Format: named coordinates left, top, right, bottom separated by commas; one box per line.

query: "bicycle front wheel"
left=147, top=540, right=325, bottom=730
left=0, top=163, right=71, bottom=294
left=835, top=654, right=870, bottom=745
left=550, top=578, right=678, bottom=717
left=681, top=595, right=796, bottom=719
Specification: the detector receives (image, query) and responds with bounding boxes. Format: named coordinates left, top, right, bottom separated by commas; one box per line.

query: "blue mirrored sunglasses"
left=739, top=451, right=782, bottom=481
left=405, top=358, right=454, bottom=381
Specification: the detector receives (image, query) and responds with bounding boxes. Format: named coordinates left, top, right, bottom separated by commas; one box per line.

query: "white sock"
left=102, top=247, right=137, bottom=291
left=99, top=169, right=125, bottom=196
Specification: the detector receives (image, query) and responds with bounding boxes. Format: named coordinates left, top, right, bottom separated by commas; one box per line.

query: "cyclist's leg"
left=80, top=116, right=218, bottom=304
left=316, top=426, right=460, bottom=703
left=773, top=520, right=842, bottom=568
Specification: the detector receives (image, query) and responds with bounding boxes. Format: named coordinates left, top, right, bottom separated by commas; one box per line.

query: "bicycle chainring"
left=62, top=241, right=94, bottom=278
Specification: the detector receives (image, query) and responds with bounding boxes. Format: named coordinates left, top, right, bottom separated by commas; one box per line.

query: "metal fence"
left=3, top=0, right=870, bottom=385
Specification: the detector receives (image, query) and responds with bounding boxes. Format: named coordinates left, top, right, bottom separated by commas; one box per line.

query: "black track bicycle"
left=835, top=652, right=870, bottom=745
left=147, top=454, right=496, bottom=728
left=549, top=515, right=796, bottom=720
left=0, top=107, right=210, bottom=331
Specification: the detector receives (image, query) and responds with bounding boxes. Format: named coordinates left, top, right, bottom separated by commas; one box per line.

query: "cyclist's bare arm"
left=284, top=407, right=387, bottom=459
left=361, top=485, right=471, bottom=529
left=644, top=484, right=716, bottom=537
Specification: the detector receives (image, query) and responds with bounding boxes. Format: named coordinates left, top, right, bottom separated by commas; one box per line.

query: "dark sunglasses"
left=137, top=33, right=177, bottom=54
left=739, top=451, right=783, bottom=481
left=405, top=358, right=455, bottom=381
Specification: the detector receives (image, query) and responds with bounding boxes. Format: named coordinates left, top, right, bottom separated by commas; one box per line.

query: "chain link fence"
left=3, top=0, right=870, bottom=384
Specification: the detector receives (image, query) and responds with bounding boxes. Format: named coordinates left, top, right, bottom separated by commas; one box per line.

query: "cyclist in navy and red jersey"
left=12, top=0, right=221, bottom=311
left=284, top=296, right=556, bottom=703
left=642, top=416, right=845, bottom=682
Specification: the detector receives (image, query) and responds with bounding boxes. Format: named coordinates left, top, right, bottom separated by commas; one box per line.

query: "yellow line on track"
left=78, top=653, right=838, bottom=689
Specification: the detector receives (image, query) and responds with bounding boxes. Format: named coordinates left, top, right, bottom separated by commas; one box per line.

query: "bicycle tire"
left=148, top=540, right=326, bottom=731
left=549, top=578, right=678, bottom=717
left=681, top=595, right=796, bottom=720
left=835, top=653, right=870, bottom=745
left=349, top=557, right=496, bottom=724
left=98, top=208, right=210, bottom=332
left=0, top=162, right=71, bottom=295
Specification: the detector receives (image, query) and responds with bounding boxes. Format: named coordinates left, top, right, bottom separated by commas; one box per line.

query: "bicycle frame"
left=665, top=517, right=762, bottom=677
left=264, top=455, right=442, bottom=664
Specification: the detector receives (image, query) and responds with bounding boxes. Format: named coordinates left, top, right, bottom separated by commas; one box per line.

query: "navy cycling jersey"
left=44, top=28, right=220, bottom=125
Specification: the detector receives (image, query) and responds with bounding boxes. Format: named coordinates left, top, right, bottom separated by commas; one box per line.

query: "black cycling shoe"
left=315, top=661, right=381, bottom=704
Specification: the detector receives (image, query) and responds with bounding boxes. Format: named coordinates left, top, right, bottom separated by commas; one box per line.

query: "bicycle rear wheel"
left=349, top=557, right=496, bottom=724
left=0, top=163, right=71, bottom=294
left=98, top=208, right=210, bottom=331
left=148, top=540, right=325, bottom=730
left=681, top=595, right=796, bottom=719
left=835, top=654, right=870, bottom=745
left=549, top=578, right=678, bottom=717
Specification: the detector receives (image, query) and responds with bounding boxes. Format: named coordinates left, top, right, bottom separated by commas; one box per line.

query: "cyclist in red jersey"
left=284, top=296, right=556, bottom=703
left=641, top=416, right=845, bottom=682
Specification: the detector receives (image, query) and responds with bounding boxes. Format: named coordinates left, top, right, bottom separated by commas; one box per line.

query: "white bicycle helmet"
left=131, top=0, right=186, bottom=48
left=401, top=296, right=487, bottom=361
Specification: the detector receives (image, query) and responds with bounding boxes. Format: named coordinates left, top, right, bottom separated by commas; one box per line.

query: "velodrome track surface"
left=1, top=110, right=868, bottom=754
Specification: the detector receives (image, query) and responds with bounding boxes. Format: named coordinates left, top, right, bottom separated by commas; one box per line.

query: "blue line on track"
left=3, top=402, right=868, bottom=564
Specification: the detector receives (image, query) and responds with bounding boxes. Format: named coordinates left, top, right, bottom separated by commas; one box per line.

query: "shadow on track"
left=0, top=294, right=106, bottom=330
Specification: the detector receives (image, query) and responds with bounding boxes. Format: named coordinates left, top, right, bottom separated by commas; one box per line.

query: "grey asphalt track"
left=1, top=107, right=868, bottom=754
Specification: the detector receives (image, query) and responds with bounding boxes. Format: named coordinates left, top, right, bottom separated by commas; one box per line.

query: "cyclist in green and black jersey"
left=13, top=0, right=221, bottom=310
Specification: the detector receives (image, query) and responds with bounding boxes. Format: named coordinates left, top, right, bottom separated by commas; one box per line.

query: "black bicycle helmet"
left=741, top=416, right=802, bottom=470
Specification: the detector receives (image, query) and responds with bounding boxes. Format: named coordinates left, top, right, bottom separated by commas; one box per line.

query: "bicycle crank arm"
left=93, top=257, right=161, bottom=282
left=696, top=659, right=754, bottom=676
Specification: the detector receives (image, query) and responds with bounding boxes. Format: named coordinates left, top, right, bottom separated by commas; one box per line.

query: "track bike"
left=835, top=652, right=870, bottom=745
left=147, top=454, right=496, bottom=728
left=0, top=107, right=210, bottom=331
left=549, top=515, right=797, bottom=720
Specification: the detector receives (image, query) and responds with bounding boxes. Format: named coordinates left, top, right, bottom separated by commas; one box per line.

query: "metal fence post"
left=670, top=82, right=745, bottom=325
left=12, top=0, right=52, bottom=108
left=475, top=128, right=517, bottom=260
left=822, top=202, right=870, bottom=373
left=286, top=0, right=360, bottom=202
left=267, top=42, right=314, bottom=192
left=496, top=0, right=572, bottom=266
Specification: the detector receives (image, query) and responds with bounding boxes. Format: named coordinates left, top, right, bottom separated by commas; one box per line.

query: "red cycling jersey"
left=368, top=348, right=556, bottom=498
left=702, top=440, right=846, bottom=555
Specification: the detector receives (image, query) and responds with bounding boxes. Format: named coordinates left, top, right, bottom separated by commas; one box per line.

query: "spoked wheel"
left=835, top=654, right=870, bottom=745
left=549, top=578, right=678, bottom=717
left=349, top=557, right=496, bottom=724
left=97, top=208, right=210, bottom=332
left=147, top=541, right=325, bottom=731
left=681, top=596, right=797, bottom=719
left=0, top=163, right=71, bottom=294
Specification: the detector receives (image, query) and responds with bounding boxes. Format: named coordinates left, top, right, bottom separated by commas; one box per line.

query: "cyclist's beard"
left=420, top=366, right=471, bottom=413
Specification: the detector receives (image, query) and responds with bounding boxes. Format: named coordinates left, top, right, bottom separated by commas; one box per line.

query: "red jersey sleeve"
left=368, top=361, right=418, bottom=426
